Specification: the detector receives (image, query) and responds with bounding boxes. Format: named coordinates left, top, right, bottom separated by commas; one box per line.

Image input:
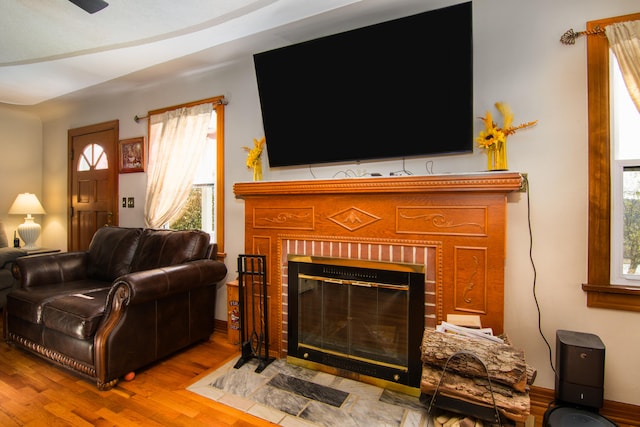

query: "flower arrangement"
left=243, top=137, right=265, bottom=181
left=477, top=102, right=537, bottom=171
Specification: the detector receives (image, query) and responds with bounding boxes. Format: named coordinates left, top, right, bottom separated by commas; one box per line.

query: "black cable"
left=425, top=160, right=434, bottom=174
left=525, top=175, right=556, bottom=374
left=390, top=157, right=414, bottom=176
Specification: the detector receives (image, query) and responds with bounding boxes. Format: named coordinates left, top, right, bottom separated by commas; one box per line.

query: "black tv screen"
left=254, top=2, right=473, bottom=168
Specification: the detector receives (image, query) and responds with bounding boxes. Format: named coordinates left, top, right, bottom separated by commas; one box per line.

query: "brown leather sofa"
left=3, top=226, right=227, bottom=390
left=0, top=221, right=27, bottom=308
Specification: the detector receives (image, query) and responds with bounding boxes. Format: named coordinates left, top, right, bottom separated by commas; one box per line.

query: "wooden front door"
left=68, top=120, right=119, bottom=251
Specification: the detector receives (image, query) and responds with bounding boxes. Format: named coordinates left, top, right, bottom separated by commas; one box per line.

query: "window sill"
left=582, top=283, right=640, bottom=312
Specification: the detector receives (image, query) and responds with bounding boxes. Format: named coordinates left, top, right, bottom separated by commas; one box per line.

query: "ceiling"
left=1, top=0, right=444, bottom=106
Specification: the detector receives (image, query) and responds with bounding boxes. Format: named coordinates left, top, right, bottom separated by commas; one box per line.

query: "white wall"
left=3, top=0, right=640, bottom=406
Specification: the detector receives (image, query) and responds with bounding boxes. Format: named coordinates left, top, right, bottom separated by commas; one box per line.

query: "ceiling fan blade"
left=68, top=0, right=109, bottom=14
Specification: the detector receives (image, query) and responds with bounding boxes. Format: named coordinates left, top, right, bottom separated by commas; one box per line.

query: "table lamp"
left=9, top=193, right=46, bottom=250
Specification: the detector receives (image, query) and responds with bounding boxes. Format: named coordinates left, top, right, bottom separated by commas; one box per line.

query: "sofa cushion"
left=42, top=289, right=110, bottom=340
left=130, top=229, right=210, bottom=272
left=87, top=226, right=143, bottom=281
left=6, top=279, right=110, bottom=324
left=0, top=247, right=27, bottom=268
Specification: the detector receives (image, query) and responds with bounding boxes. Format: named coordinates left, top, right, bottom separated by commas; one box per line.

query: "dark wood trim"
left=214, top=318, right=227, bottom=335
left=214, top=101, right=225, bottom=254
left=585, top=12, right=640, bottom=311
left=586, top=17, right=612, bottom=288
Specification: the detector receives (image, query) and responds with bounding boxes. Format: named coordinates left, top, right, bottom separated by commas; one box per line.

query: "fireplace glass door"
left=298, top=276, right=408, bottom=367
left=288, top=255, right=424, bottom=387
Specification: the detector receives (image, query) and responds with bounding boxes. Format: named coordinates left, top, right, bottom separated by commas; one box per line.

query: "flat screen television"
left=254, top=2, right=473, bottom=168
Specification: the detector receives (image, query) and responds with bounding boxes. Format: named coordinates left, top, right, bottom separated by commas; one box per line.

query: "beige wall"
left=0, top=105, right=43, bottom=244
left=1, top=0, right=640, bottom=406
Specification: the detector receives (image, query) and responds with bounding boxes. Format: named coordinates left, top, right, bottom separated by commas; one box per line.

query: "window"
left=169, top=111, right=217, bottom=239
left=583, top=13, right=640, bottom=311
left=78, top=143, right=108, bottom=171
left=146, top=97, right=226, bottom=255
left=611, top=57, right=640, bottom=286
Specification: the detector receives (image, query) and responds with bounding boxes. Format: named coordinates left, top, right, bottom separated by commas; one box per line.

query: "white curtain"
left=606, top=20, right=640, bottom=112
left=144, top=103, right=213, bottom=228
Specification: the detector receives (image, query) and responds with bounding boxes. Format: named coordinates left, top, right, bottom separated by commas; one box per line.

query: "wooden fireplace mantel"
left=234, top=172, right=523, bottom=358
left=234, top=172, right=524, bottom=196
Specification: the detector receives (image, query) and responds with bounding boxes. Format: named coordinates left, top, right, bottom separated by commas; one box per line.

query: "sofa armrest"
left=0, top=247, right=27, bottom=269
left=206, top=243, right=219, bottom=260
left=111, top=259, right=227, bottom=306
left=14, top=252, right=90, bottom=288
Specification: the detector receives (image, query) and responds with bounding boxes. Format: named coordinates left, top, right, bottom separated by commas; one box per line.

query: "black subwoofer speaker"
left=555, top=329, right=605, bottom=409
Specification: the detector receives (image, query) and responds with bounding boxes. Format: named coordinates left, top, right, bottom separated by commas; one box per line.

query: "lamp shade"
left=9, top=193, right=46, bottom=215
left=8, top=193, right=46, bottom=250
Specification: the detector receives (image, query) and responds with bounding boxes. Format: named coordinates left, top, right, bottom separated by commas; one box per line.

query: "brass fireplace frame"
left=286, top=254, right=425, bottom=392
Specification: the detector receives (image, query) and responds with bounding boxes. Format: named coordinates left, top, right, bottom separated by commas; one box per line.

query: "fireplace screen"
left=288, top=255, right=425, bottom=388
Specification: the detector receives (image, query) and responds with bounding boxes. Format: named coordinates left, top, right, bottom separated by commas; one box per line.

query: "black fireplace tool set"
left=233, top=254, right=274, bottom=373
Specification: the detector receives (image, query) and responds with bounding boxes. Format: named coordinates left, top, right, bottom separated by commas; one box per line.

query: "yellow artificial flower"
left=495, top=102, right=513, bottom=131
left=476, top=102, right=537, bottom=150
left=243, top=137, right=265, bottom=169
left=477, top=127, right=506, bottom=149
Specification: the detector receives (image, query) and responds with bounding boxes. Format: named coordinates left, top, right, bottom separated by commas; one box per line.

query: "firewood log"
left=526, top=364, right=537, bottom=385
left=421, top=329, right=528, bottom=392
left=420, top=364, right=530, bottom=422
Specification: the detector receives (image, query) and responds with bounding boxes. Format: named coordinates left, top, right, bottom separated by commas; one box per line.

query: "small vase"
left=487, top=143, right=508, bottom=171
left=253, top=158, right=263, bottom=181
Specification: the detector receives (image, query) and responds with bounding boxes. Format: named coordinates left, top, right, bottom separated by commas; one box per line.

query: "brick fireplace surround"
left=234, top=172, right=523, bottom=360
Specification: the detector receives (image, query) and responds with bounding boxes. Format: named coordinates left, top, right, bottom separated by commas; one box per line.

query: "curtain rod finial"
left=560, top=28, right=578, bottom=45
left=560, top=25, right=605, bottom=45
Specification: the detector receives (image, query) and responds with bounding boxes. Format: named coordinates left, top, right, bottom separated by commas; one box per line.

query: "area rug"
left=187, top=356, right=432, bottom=427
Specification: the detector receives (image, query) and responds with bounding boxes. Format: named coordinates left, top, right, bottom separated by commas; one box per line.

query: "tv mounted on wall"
left=254, top=1, right=473, bottom=168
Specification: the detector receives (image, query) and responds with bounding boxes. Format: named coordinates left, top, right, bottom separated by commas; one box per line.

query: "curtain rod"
left=134, top=98, right=228, bottom=123
left=560, top=25, right=605, bottom=45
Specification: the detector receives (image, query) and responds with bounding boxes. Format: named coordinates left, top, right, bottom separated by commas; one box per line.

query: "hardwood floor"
left=0, top=325, right=275, bottom=426
left=0, top=323, right=630, bottom=427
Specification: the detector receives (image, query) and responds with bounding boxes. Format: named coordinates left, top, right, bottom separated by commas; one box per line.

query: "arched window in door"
left=78, top=143, right=108, bottom=171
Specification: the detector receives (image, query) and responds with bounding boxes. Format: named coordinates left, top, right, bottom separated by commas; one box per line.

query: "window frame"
left=147, top=96, right=226, bottom=256
left=611, top=162, right=640, bottom=286
left=583, top=13, right=640, bottom=311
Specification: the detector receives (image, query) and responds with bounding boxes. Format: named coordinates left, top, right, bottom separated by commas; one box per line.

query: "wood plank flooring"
left=0, top=323, right=569, bottom=427
left=0, top=325, right=275, bottom=426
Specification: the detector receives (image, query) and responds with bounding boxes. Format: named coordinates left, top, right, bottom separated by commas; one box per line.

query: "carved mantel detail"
left=254, top=207, right=314, bottom=230
left=328, top=206, right=381, bottom=231
left=235, top=172, right=522, bottom=358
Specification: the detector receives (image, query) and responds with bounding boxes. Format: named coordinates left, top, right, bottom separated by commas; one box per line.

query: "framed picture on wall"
left=119, top=137, right=145, bottom=173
